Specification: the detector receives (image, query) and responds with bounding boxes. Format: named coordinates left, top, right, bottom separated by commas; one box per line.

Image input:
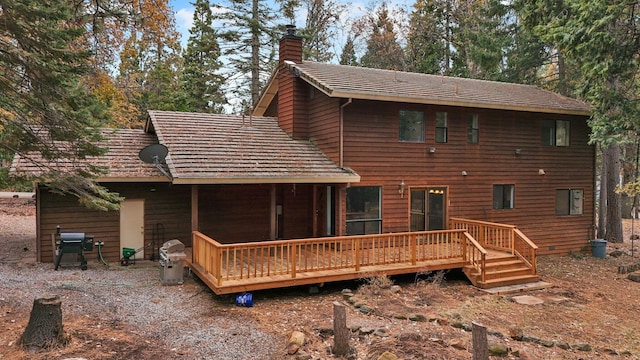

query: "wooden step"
left=484, top=267, right=534, bottom=281
left=477, top=274, right=540, bottom=289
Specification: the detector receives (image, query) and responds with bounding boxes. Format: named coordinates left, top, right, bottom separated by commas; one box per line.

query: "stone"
left=572, top=343, right=592, bottom=352
left=628, top=273, right=640, bottom=282
left=377, top=351, right=398, bottom=360
left=488, top=329, right=504, bottom=338
left=358, top=305, right=373, bottom=314
left=521, top=335, right=540, bottom=344
left=287, top=331, right=305, bottom=355
left=488, top=343, right=509, bottom=356
left=316, top=327, right=333, bottom=336
left=390, top=285, right=402, bottom=293
left=512, top=295, right=544, bottom=305
left=609, top=250, right=624, bottom=258
left=295, top=351, right=313, bottom=360
left=452, top=321, right=464, bottom=329
left=373, top=328, right=389, bottom=337
left=509, top=327, right=524, bottom=341
left=392, top=314, right=407, bottom=320
left=539, top=339, right=555, bottom=348
left=359, top=327, right=375, bottom=335
left=554, top=341, right=570, bottom=350
left=448, top=339, right=467, bottom=350
left=408, top=313, right=426, bottom=322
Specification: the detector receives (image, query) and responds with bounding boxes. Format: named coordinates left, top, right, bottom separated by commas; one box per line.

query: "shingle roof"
left=285, top=61, right=591, bottom=116
left=147, top=110, right=359, bottom=184
left=10, top=129, right=167, bottom=181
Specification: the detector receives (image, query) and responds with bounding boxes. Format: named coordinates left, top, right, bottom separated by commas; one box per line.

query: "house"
left=11, top=27, right=593, bottom=293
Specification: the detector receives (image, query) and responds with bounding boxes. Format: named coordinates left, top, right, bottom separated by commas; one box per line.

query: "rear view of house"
left=11, top=27, right=593, bottom=294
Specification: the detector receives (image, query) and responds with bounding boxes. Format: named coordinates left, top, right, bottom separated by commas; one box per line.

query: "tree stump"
left=472, top=321, right=488, bottom=360
left=18, top=294, right=69, bottom=350
left=332, top=301, right=351, bottom=356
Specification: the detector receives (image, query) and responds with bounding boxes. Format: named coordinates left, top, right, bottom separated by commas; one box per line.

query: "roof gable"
left=147, top=110, right=359, bottom=184
left=255, top=61, right=590, bottom=116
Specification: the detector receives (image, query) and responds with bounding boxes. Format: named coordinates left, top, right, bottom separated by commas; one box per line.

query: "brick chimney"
left=279, top=25, right=302, bottom=65
left=277, top=25, right=307, bottom=139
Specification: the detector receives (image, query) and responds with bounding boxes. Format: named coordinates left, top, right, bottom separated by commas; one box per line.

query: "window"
left=468, top=114, right=479, bottom=144
left=346, top=186, right=381, bottom=235
left=435, top=112, right=448, bottom=143
left=556, top=189, right=583, bottom=215
left=542, top=120, right=570, bottom=146
left=493, top=184, right=514, bottom=210
left=399, top=110, right=425, bottom=142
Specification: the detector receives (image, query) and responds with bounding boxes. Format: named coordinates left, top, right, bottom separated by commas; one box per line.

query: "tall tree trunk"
left=19, top=294, right=69, bottom=350
left=250, top=0, right=260, bottom=105
left=597, top=144, right=607, bottom=239
left=605, top=143, right=624, bottom=243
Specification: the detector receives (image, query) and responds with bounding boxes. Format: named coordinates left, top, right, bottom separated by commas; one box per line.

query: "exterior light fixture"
left=398, top=180, right=406, bottom=198
left=515, top=148, right=522, bottom=155
left=428, top=147, right=436, bottom=154
left=461, top=171, right=468, bottom=176
left=538, top=169, right=546, bottom=175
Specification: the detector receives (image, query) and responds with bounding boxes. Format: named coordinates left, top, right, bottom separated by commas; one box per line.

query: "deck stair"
left=463, top=253, right=539, bottom=289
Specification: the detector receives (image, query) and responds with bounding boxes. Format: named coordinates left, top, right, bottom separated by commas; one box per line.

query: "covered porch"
left=186, top=218, right=539, bottom=295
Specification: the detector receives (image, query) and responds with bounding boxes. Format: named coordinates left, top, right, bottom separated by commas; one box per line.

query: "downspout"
left=339, top=98, right=352, bottom=167
left=338, top=98, right=352, bottom=236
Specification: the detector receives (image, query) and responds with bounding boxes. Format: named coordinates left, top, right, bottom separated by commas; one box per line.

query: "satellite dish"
left=138, top=144, right=171, bottom=180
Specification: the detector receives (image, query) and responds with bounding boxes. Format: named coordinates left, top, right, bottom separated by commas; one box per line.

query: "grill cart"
left=54, top=226, right=94, bottom=270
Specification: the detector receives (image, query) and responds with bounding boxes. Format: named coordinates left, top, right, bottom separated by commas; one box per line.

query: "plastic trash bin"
left=591, top=239, right=607, bottom=259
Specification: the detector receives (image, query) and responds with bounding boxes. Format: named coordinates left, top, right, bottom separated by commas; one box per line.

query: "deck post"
left=291, top=243, right=297, bottom=278
left=354, top=238, right=360, bottom=271
left=411, top=234, right=417, bottom=265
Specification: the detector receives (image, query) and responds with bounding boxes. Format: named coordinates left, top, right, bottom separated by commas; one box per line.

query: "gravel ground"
left=0, top=204, right=284, bottom=359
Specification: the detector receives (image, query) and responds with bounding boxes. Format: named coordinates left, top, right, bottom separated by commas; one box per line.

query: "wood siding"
left=197, top=184, right=314, bottom=243
left=38, top=183, right=192, bottom=263
left=303, top=98, right=594, bottom=256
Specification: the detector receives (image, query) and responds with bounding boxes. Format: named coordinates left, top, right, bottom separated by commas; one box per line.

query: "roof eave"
left=171, top=174, right=361, bottom=185
left=96, top=176, right=172, bottom=183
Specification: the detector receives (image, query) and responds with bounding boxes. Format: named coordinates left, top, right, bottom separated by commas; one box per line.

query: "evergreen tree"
left=359, top=2, right=405, bottom=70
left=0, top=0, right=121, bottom=210
left=339, top=35, right=358, bottom=66
left=406, top=0, right=447, bottom=74
left=182, top=0, right=226, bottom=113
left=300, top=0, right=344, bottom=62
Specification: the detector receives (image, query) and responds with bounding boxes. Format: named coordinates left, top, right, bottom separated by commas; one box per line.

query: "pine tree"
left=339, top=35, right=358, bottom=66
left=300, top=0, right=344, bottom=62
left=181, top=0, right=226, bottom=113
left=359, top=2, right=405, bottom=70
left=406, top=0, right=447, bottom=74
left=0, top=0, right=121, bottom=210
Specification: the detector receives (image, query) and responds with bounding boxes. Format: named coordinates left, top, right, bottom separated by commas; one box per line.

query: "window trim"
left=346, top=186, right=382, bottom=235
left=542, top=119, right=570, bottom=147
left=398, top=109, right=425, bottom=143
left=556, top=188, right=584, bottom=216
left=467, top=114, right=479, bottom=144
left=493, top=184, right=515, bottom=210
left=435, top=111, right=448, bottom=143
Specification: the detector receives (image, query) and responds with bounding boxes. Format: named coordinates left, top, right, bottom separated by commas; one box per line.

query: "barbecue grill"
left=159, top=239, right=186, bottom=285
left=54, top=226, right=94, bottom=271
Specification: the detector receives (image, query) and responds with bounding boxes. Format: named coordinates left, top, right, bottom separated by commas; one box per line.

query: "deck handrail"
left=451, top=218, right=537, bottom=276
left=462, top=232, right=487, bottom=283
left=513, top=228, right=538, bottom=274
left=192, top=229, right=471, bottom=285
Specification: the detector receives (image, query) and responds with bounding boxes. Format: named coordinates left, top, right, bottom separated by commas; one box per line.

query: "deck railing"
left=192, top=229, right=474, bottom=286
left=450, top=218, right=537, bottom=275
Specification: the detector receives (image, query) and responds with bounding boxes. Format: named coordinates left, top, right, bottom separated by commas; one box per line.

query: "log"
left=18, top=294, right=69, bottom=350
left=472, top=321, right=488, bottom=360
left=332, top=301, right=351, bottom=356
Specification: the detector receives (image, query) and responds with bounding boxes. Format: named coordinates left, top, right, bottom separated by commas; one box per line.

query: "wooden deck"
left=186, top=218, right=538, bottom=295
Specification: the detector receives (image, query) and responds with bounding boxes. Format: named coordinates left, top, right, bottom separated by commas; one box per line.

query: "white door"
left=120, top=199, right=145, bottom=259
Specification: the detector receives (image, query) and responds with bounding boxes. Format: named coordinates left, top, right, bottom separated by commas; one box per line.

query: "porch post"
left=270, top=184, right=276, bottom=240
left=191, top=185, right=199, bottom=232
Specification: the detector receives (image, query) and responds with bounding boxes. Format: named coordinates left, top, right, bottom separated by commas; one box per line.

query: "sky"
left=168, top=0, right=407, bottom=56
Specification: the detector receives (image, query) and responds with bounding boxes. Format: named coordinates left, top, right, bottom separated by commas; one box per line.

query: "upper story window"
left=493, top=184, right=515, bottom=210
left=542, top=120, right=570, bottom=146
left=346, top=186, right=382, bottom=235
left=435, top=112, right=448, bottom=143
left=468, top=114, right=479, bottom=144
left=399, top=110, right=425, bottom=142
left=556, top=189, right=583, bottom=216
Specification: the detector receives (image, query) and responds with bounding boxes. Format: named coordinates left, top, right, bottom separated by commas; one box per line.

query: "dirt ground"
left=2, top=197, right=640, bottom=359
